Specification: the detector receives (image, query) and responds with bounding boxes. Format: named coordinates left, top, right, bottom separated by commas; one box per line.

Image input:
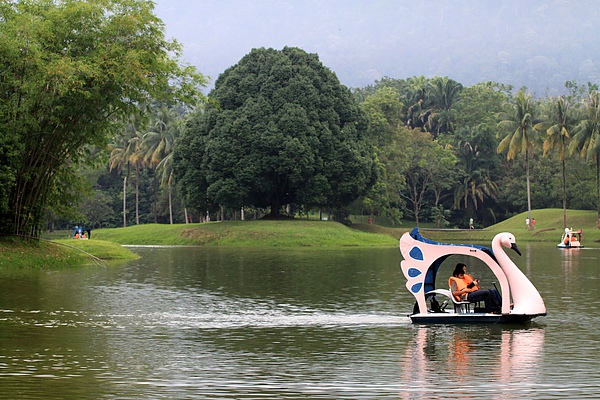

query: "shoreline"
left=3, top=209, right=598, bottom=268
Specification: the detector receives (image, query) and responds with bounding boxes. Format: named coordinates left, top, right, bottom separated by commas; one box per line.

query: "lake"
left=0, top=241, right=599, bottom=398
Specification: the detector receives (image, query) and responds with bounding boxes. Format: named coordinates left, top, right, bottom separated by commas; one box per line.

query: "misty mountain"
left=154, top=0, right=599, bottom=96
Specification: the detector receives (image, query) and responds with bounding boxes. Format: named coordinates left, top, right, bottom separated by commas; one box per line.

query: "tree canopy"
left=0, top=0, right=206, bottom=236
left=174, top=47, right=377, bottom=218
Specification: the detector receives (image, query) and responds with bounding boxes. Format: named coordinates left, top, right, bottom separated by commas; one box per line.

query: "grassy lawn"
left=91, top=219, right=398, bottom=247
left=0, top=237, right=138, bottom=269
left=352, top=208, right=600, bottom=244
left=5, top=208, right=598, bottom=270
left=51, top=208, right=600, bottom=248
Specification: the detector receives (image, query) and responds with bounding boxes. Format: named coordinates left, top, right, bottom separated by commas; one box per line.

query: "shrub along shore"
left=1, top=209, right=598, bottom=269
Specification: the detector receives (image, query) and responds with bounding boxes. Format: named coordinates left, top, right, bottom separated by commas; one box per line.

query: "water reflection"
left=2, top=244, right=600, bottom=398
left=560, top=248, right=580, bottom=273
left=400, top=325, right=546, bottom=398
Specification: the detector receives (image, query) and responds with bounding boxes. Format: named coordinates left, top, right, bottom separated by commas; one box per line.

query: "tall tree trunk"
left=597, top=157, right=600, bottom=229
left=135, top=164, right=139, bottom=225
left=562, top=158, right=567, bottom=229
left=414, top=202, right=420, bottom=227
left=270, top=201, right=281, bottom=217
left=526, top=150, right=532, bottom=230
left=153, top=173, right=158, bottom=223
left=122, top=175, right=127, bottom=228
left=168, top=183, right=173, bottom=224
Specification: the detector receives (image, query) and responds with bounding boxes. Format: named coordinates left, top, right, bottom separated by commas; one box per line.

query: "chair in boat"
left=427, top=289, right=473, bottom=313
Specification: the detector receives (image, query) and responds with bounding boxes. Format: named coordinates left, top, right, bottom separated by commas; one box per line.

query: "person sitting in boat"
left=449, top=263, right=502, bottom=313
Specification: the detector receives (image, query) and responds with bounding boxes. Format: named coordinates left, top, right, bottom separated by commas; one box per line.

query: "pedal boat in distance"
left=557, top=227, right=583, bottom=248
left=400, top=228, right=547, bottom=324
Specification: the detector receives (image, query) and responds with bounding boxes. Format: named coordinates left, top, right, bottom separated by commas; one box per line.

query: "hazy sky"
left=153, top=0, right=600, bottom=95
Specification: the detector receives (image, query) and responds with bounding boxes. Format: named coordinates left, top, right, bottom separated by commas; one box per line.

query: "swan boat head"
left=492, top=232, right=546, bottom=315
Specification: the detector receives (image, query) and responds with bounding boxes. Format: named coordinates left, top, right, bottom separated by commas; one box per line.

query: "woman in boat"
left=450, top=263, right=502, bottom=313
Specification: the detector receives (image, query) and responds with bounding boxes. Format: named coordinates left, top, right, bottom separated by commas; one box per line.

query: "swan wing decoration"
left=400, top=231, right=429, bottom=313
left=492, top=232, right=546, bottom=315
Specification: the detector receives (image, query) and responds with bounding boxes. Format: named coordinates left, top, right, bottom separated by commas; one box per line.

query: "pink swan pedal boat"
left=400, top=228, right=547, bottom=324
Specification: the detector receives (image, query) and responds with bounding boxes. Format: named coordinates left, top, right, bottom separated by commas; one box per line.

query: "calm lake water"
left=1, top=240, right=599, bottom=398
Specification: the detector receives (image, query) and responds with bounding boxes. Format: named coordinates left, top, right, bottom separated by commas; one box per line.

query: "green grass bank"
left=0, top=237, right=138, bottom=269
left=354, top=209, right=600, bottom=244
left=91, top=219, right=398, bottom=247
left=3, top=208, right=598, bottom=269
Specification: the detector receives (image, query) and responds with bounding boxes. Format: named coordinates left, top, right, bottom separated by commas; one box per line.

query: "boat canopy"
left=406, top=227, right=498, bottom=295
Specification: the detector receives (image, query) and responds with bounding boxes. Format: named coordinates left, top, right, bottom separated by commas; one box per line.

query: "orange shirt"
left=449, top=274, right=480, bottom=301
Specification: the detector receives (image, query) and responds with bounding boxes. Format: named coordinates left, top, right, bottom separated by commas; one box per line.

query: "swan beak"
left=511, top=243, right=522, bottom=256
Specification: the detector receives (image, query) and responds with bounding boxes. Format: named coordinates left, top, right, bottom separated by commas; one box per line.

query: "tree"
left=0, top=0, right=206, bottom=236
left=358, top=87, right=406, bottom=224
left=109, top=124, right=145, bottom=227
left=142, top=106, right=182, bottom=222
left=173, top=110, right=213, bottom=219
left=174, top=47, right=377, bottom=218
left=360, top=87, right=404, bottom=147
left=497, top=89, right=540, bottom=230
left=425, top=76, right=463, bottom=136
left=570, top=90, right=600, bottom=228
left=363, top=134, right=407, bottom=226
left=405, top=76, right=431, bottom=131
left=452, top=126, right=498, bottom=222
left=399, top=128, right=457, bottom=226
left=535, top=95, right=576, bottom=229
left=455, top=81, right=512, bottom=129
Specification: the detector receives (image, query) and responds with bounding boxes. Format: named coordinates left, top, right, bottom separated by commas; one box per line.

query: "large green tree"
left=398, top=128, right=457, bottom=226
left=174, top=47, right=377, bottom=218
left=359, top=88, right=406, bottom=225
left=0, top=0, right=206, bottom=236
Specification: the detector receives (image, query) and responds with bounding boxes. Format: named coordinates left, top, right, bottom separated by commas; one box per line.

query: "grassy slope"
left=0, top=237, right=138, bottom=269
left=4, top=208, right=597, bottom=269
left=66, top=208, right=600, bottom=247
left=352, top=208, right=599, bottom=244
left=93, top=219, right=398, bottom=247
left=91, top=208, right=600, bottom=247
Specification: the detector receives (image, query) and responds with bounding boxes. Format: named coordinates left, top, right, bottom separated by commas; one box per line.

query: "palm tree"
left=425, top=76, right=463, bottom=136
left=535, top=96, right=575, bottom=229
left=109, top=124, right=144, bottom=226
left=156, top=152, right=175, bottom=224
left=405, top=76, right=431, bottom=130
left=570, top=90, right=600, bottom=228
left=109, top=127, right=133, bottom=228
left=453, top=126, right=498, bottom=219
left=142, top=107, right=180, bottom=222
left=497, top=90, right=540, bottom=230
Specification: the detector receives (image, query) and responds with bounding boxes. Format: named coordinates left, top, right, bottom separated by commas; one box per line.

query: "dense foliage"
left=47, top=72, right=600, bottom=231
left=2, top=2, right=599, bottom=232
left=0, top=0, right=206, bottom=236
left=173, top=47, right=377, bottom=218
left=353, top=78, right=600, bottom=228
